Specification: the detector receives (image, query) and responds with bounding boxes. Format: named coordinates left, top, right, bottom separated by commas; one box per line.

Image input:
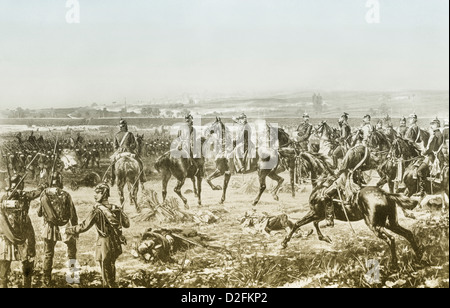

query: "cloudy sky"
left=0, top=0, right=448, bottom=108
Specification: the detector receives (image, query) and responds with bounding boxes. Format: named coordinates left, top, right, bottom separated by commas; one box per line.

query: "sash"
left=119, top=132, right=130, bottom=148
left=0, top=208, right=27, bottom=245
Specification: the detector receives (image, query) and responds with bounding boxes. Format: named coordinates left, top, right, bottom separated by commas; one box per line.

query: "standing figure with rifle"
left=0, top=173, right=46, bottom=288
left=38, top=171, right=78, bottom=287
left=66, top=183, right=130, bottom=288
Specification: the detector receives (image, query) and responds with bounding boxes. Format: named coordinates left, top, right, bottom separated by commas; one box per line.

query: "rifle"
left=1, top=149, right=11, bottom=188
left=49, top=136, right=59, bottom=187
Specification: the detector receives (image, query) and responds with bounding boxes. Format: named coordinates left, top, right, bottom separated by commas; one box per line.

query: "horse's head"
left=316, top=121, right=333, bottom=139
left=391, top=136, right=420, bottom=159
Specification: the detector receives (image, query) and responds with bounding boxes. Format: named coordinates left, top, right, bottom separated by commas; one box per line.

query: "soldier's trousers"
left=0, top=260, right=34, bottom=288
left=43, top=238, right=77, bottom=282
left=99, top=259, right=117, bottom=288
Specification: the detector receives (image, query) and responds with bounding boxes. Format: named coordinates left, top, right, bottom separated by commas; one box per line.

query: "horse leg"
left=191, top=177, right=198, bottom=197
left=313, top=220, right=331, bottom=243
left=282, top=210, right=317, bottom=248
left=220, top=171, right=231, bottom=205
left=206, top=169, right=223, bottom=191
left=197, top=175, right=202, bottom=206
left=174, top=178, right=188, bottom=209
left=369, top=225, right=398, bottom=268
left=290, top=166, right=295, bottom=198
left=118, top=180, right=125, bottom=206
left=268, top=171, right=284, bottom=202
left=162, top=171, right=171, bottom=202
left=252, top=170, right=267, bottom=206
left=386, top=221, right=422, bottom=262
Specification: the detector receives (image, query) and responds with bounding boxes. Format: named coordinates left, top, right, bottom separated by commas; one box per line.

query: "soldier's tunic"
left=69, top=202, right=129, bottom=288
left=417, top=129, right=444, bottom=179
left=235, top=122, right=254, bottom=172
left=339, top=122, right=352, bottom=148
left=177, top=125, right=198, bottom=158
left=442, top=127, right=449, bottom=160
left=296, top=122, right=312, bottom=150
left=398, top=125, right=407, bottom=138
left=405, top=123, right=420, bottom=143
left=38, top=187, right=78, bottom=281
left=361, top=123, right=374, bottom=146
left=114, top=131, right=137, bottom=154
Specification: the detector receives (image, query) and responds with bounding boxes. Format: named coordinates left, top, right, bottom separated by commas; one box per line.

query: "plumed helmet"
left=94, top=182, right=110, bottom=199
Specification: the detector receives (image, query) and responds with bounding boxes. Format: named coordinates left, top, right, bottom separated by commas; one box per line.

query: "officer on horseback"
left=0, top=174, right=46, bottom=288
left=414, top=118, right=445, bottom=197
left=331, top=112, right=352, bottom=168
left=177, top=113, right=199, bottom=170
left=360, top=114, right=374, bottom=146
left=111, top=119, right=146, bottom=186
left=405, top=113, right=420, bottom=143
left=233, top=113, right=253, bottom=173
left=296, top=112, right=313, bottom=151
left=398, top=116, right=407, bottom=138
left=443, top=119, right=449, bottom=160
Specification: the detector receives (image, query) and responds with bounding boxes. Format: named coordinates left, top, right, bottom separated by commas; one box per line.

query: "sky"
left=0, top=0, right=448, bottom=109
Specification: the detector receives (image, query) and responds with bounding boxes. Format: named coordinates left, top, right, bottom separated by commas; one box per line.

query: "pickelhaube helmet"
left=341, top=112, right=349, bottom=120
left=408, top=113, right=417, bottom=120
left=400, top=116, right=406, bottom=124
left=185, top=113, right=193, bottom=123
left=50, top=172, right=63, bottom=189
left=95, top=182, right=110, bottom=199
left=363, top=114, right=371, bottom=121
left=302, top=112, right=310, bottom=119
left=430, top=117, right=441, bottom=128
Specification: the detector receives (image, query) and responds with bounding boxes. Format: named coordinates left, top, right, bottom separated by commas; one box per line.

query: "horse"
left=281, top=176, right=422, bottom=267
left=113, top=135, right=145, bottom=212
left=154, top=137, right=206, bottom=208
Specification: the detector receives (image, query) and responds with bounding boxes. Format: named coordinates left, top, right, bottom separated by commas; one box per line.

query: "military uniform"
left=111, top=120, right=145, bottom=185
left=415, top=119, right=445, bottom=196
left=0, top=176, right=45, bottom=288
left=66, top=184, right=129, bottom=288
left=38, top=173, right=78, bottom=286
left=296, top=113, right=312, bottom=151
left=234, top=114, right=254, bottom=173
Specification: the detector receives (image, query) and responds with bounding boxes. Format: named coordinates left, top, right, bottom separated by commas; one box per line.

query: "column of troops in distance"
left=0, top=111, right=449, bottom=288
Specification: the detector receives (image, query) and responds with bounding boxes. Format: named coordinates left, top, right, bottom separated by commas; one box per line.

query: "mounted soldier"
left=110, top=119, right=146, bottom=186
left=296, top=112, right=313, bottom=151
left=175, top=113, right=200, bottom=171
left=360, top=114, right=374, bottom=146
left=405, top=113, right=421, bottom=145
left=398, top=116, right=407, bottom=138
left=233, top=113, right=254, bottom=173
left=38, top=172, right=78, bottom=287
left=414, top=118, right=445, bottom=197
left=443, top=119, right=449, bottom=161
left=331, top=112, right=351, bottom=168
left=0, top=174, right=46, bottom=288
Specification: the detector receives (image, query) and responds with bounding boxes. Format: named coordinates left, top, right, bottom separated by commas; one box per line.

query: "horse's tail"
left=386, top=193, right=419, bottom=211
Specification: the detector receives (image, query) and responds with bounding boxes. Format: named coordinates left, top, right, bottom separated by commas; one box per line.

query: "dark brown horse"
left=154, top=137, right=206, bottom=208
left=282, top=176, right=422, bottom=267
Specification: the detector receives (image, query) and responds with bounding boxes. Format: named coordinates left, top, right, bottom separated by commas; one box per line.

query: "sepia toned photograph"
left=0, top=0, right=448, bottom=292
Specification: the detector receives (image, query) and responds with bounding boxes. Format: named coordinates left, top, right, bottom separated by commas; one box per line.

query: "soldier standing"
left=65, top=183, right=130, bottom=288
left=111, top=120, right=146, bottom=186
left=38, top=172, right=78, bottom=287
left=0, top=175, right=46, bottom=288
left=296, top=112, right=313, bottom=151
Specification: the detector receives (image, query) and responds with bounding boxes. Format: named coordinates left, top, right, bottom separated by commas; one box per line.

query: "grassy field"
left=5, top=170, right=449, bottom=289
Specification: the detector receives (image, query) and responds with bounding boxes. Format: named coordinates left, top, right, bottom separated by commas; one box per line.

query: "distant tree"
left=91, top=102, right=98, bottom=107
left=166, top=110, right=174, bottom=118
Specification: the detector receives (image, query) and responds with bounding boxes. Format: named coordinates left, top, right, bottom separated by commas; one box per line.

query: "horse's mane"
left=299, top=151, right=334, bottom=175
left=369, top=130, right=391, bottom=149
left=393, top=137, right=421, bottom=158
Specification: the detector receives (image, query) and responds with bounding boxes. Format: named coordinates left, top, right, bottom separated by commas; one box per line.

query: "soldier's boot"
left=22, top=260, right=34, bottom=288
left=111, top=163, right=116, bottom=186
left=413, top=177, right=426, bottom=197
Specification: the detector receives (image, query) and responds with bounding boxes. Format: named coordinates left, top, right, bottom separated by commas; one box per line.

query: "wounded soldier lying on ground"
left=130, top=227, right=213, bottom=263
